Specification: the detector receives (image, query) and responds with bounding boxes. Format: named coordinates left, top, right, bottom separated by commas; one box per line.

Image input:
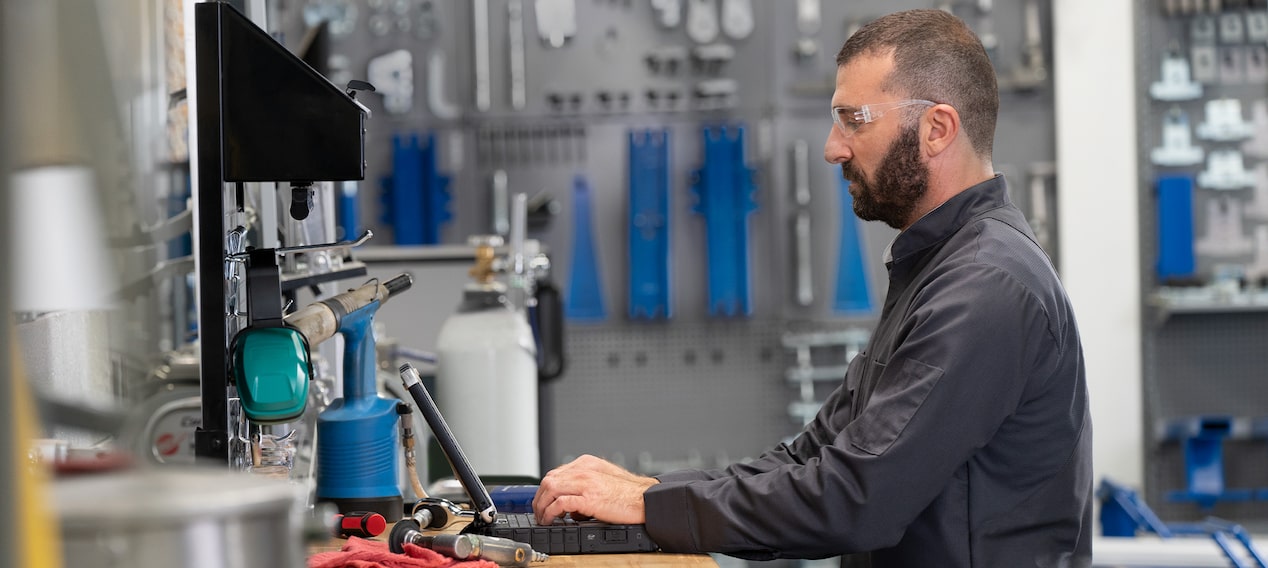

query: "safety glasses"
left=831, top=99, right=936, bottom=137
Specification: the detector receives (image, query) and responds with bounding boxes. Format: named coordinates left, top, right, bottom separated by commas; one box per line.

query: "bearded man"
left=532, top=9, right=1093, bottom=568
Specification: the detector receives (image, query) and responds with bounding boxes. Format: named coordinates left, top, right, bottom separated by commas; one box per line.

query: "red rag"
left=307, top=536, right=498, bottom=568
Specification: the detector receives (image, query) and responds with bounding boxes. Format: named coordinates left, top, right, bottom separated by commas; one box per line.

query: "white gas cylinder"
left=434, top=283, right=539, bottom=478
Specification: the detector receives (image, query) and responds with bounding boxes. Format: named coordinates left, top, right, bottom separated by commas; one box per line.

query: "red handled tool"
left=333, top=511, right=387, bottom=538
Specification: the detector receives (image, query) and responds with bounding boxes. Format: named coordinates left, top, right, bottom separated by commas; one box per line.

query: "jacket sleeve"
left=643, top=263, right=1059, bottom=559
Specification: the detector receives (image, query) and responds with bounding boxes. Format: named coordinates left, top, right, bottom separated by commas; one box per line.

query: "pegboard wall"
left=1137, top=0, right=1268, bottom=526
left=271, top=0, right=1057, bottom=470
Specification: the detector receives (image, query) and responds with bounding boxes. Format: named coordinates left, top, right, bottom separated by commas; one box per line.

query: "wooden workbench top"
left=309, top=522, right=717, bottom=567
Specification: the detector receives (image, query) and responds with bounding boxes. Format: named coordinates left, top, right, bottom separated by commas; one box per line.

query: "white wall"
left=1054, top=1, right=1144, bottom=492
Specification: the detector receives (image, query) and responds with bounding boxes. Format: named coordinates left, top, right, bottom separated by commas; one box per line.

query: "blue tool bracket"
left=1161, top=415, right=1255, bottom=510
left=627, top=129, right=672, bottom=320
left=565, top=175, right=607, bottom=321
left=690, top=124, right=758, bottom=317
left=1099, top=478, right=1268, bottom=568
left=1156, top=175, right=1196, bottom=281
left=381, top=132, right=451, bottom=245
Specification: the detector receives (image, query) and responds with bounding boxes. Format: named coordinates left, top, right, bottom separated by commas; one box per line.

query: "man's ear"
left=922, top=103, right=960, bottom=157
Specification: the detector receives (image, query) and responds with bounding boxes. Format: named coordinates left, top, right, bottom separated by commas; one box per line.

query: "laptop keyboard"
left=499, top=513, right=579, bottom=528
left=488, top=513, right=657, bottom=555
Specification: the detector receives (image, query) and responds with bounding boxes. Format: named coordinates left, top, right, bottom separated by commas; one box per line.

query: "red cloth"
left=308, top=536, right=498, bottom=568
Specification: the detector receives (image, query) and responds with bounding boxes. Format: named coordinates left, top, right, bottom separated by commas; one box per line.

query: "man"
left=532, top=9, right=1093, bottom=567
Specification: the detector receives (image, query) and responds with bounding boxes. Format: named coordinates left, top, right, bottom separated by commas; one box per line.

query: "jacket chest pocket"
left=844, top=357, right=943, bottom=456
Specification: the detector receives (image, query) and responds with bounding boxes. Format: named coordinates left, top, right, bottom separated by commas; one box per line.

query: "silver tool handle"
left=473, top=0, right=491, bottom=111
left=508, top=0, right=527, bottom=110
left=795, top=211, right=813, bottom=306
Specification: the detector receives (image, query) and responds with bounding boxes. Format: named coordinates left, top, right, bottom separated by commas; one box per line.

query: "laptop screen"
left=399, top=363, right=498, bottom=526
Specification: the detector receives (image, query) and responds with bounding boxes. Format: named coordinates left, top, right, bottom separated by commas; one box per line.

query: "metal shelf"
left=1148, top=288, right=1268, bottom=322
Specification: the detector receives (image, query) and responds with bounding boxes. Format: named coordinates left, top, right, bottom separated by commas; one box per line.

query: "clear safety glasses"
left=831, top=99, right=936, bottom=137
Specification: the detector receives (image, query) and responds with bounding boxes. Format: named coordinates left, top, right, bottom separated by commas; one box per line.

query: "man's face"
left=825, top=55, right=932, bottom=230
left=842, top=122, right=930, bottom=230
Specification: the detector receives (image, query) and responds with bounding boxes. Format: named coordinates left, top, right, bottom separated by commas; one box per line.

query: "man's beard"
left=841, top=123, right=930, bottom=230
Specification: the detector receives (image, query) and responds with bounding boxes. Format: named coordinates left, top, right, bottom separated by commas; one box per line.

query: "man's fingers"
left=533, top=467, right=593, bottom=518
left=540, top=494, right=590, bottom=525
left=531, top=457, right=653, bottom=525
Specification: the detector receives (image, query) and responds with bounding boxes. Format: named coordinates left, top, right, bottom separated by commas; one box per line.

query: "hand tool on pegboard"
left=628, top=128, right=673, bottom=320
left=565, top=176, right=607, bottom=320
left=834, top=178, right=872, bottom=314
left=690, top=124, right=758, bottom=317
left=792, top=140, right=813, bottom=307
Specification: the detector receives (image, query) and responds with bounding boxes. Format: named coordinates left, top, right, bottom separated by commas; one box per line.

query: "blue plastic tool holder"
left=1162, top=415, right=1254, bottom=510
left=627, top=129, right=673, bottom=320
left=1156, top=175, right=1196, bottom=280
left=565, top=175, right=607, bottom=321
left=690, top=124, right=758, bottom=317
left=835, top=179, right=874, bottom=314
left=381, top=132, right=451, bottom=245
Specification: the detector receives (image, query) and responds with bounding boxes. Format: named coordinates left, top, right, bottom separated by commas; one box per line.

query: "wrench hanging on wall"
left=508, top=0, right=527, bottom=110
left=428, top=51, right=460, bottom=119
left=472, top=0, right=491, bottom=111
left=791, top=140, right=813, bottom=307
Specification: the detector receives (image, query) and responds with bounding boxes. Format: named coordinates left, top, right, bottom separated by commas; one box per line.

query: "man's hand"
left=532, top=454, right=659, bottom=525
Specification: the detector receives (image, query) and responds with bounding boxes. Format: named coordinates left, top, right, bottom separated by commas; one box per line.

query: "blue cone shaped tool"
left=565, top=176, right=607, bottom=321
left=834, top=178, right=873, bottom=314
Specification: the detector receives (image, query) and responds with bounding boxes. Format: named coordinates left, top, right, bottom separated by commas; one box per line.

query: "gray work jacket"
left=644, top=175, right=1093, bottom=567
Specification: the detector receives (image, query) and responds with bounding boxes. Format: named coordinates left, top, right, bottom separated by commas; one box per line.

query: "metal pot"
left=52, top=467, right=305, bottom=568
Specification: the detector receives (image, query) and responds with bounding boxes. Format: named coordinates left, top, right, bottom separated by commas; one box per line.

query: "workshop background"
left=5, top=0, right=1268, bottom=566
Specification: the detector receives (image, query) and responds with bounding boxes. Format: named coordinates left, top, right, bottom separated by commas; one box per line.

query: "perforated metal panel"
left=548, top=321, right=800, bottom=471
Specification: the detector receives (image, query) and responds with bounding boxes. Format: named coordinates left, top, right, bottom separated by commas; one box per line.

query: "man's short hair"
left=836, top=10, right=999, bottom=157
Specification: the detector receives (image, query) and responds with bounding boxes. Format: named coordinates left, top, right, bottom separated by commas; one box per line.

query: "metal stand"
left=192, top=2, right=368, bottom=463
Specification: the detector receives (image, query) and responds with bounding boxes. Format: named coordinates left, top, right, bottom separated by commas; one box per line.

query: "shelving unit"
left=1137, top=1, right=1268, bottom=525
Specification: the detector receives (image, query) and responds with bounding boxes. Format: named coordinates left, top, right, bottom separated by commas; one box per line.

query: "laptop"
left=399, top=363, right=659, bottom=555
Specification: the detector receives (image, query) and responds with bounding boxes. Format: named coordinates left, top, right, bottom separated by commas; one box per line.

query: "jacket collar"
left=886, top=174, right=1011, bottom=269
